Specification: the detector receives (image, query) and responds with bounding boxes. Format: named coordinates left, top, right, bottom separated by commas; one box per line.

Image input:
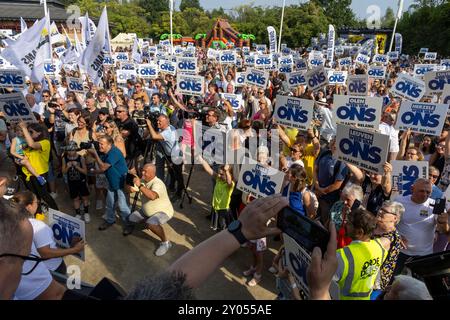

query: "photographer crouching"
left=145, top=114, right=185, bottom=202
left=86, top=135, right=133, bottom=234
left=125, top=163, right=173, bottom=256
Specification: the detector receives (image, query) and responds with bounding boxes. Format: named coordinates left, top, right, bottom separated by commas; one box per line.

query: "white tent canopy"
left=110, top=33, right=137, bottom=50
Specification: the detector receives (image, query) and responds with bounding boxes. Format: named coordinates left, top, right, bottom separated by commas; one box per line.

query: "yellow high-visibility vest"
left=336, top=239, right=387, bottom=300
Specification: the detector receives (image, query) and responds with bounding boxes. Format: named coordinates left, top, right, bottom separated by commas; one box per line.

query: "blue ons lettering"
left=328, top=71, right=347, bottom=85
left=356, top=54, right=370, bottom=65
left=68, top=79, right=83, bottom=92
left=102, top=56, right=114, bottom=65
left=401, top=103, right=439, bottom=128
left=348, top=77, right=368, bottom=96
left=245, top=56, right=255, bottom=66
left=235, top=73, right=245, bottom=87
left=160, top=61, right=176, bottom=74
left=274, top=96, right=313, bottom=130
left=426, top=71, right=450, bottom=94
left=295, top=59, right=307, bottom=71
left=245, top=69, right=268, bottom=88
left=336, top=97, right=376, bottom=124
left=277, top=99, right=307, bottom=122
left=178, top=77, right=202, bottom=94
left=310, top=58, right=324, bottom=67
left=2, top=100, right=30, bottom=117
left=414, top=64, right=435, bottom=77
left=255, top=55, right=272, bottom=67
left=44, top=62, right=56, bottom=74
left=373, top=54, right=388, bottom=65
left=116, top=53, right=128, bottom=61
left=306, top=68, right=327, bottom=91
left=279, top=56, right=293, bottom=66
left=287, top=71, right=306, bottom=88
left=0, top=71, right=25, bottom=89
left=368, top=67, right=386, bottom=79
left=340, top=129, right=381, bottom=164
left=242, top=166, right=277, bottom=197
left=279, top=65, right=292, bottom=74
left=220, top=51, right=236, bottom=64
left=177, top=58, right=196, bottom=73
left=392, top=75, right=425, bottom=101
left=338, top=57, right=352, bottom=67
left=137, top=64, right=158, bottom=78
left=398, top=165, right=420, bottom=196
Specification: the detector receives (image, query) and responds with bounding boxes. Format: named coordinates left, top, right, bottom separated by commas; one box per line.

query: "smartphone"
left=432, top=197, right=446, bottom=215
left=277, top=207, right=330, bottom=254
left=351, top=199, right=362, bottom=211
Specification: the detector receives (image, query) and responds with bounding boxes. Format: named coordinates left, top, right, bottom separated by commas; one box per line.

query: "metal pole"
left=278, top=0, right=285, bottom=53
left=170, top=0, right=174, bottom=54
left=389, top=0, right=403, bottom=53
left=388, top=18, right=398, bottom=53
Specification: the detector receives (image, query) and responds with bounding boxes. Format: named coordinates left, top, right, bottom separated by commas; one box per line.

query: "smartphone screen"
left=277, top=207, right=329, bottom=254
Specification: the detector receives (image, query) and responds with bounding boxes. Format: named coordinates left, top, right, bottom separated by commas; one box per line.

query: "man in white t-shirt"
left=379, top=112, right=399, bottom=162
left=394, top=179, right=450, bottom=275
left=127, top=164, right=174, bottom=256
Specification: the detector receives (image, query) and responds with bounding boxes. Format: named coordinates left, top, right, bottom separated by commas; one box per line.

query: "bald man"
left=393, top=178, right=450, bottom=275
left=127, top=163, right=174, bottom=256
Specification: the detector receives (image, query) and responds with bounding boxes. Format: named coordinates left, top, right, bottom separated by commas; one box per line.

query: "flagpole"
left=42, top=0, right=47, bottom=16
left=278, top=0, right=285, bottom=53
left=389, top=0, right=403, bottom=53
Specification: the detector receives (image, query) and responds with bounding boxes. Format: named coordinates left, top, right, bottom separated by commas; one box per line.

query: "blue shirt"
left=282, top=185, right=306, bottom=216
left=101, top=146, right=128, bottom=191
left=315, top=151, right=348, bottom=201
left=431, top=185, right=444, bottom=200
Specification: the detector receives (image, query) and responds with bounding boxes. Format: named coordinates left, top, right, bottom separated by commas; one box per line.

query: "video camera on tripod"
left=133, top=109, right=161, bottom=129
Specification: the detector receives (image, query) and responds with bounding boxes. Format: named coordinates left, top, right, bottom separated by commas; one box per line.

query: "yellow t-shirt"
left=282, top=127, right=298, bottom=156
left=140, top=177, right=174, bottom=218
left=22, top=140, right=51, bottom=180
left=302, top=142, right=316, bottom=186
left=212, top=178, right=235, bottom=211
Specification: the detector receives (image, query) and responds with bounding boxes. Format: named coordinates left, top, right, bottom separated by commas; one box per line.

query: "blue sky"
left=198, top=0, right=415, bottom=18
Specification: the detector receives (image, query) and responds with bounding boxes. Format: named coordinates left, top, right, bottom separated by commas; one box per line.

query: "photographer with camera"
left=146, top=114, right=184, bottom=201
left=114, top=106, right=142, bottom=166
left=149, top=93, right=167, bottom=115
left=87, top=135, right=132, bottom=234
left=125, top=164, right=174, bottom=254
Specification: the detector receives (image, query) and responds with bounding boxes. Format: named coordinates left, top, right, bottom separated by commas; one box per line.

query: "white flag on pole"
left=327, top=25, right=335, bottom=63
left=267, top=26, right=277, bottom=54
left=131, top=37, right=142, bottom=63
left=397, top=0, right=404, bottom=19
left=80, top=7, right=108, bottom=85
left=20, top=17, right=28, bottom=34
left=79, top=12, right=96, bottom=48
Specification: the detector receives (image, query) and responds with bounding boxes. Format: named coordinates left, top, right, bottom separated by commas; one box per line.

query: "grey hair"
left=125, top=271, right=195, bottom=300
left=381, top=200, right=405, bottom=222
left=389, top=275, right=433, bottom=300
left=342, top=183, right=364, bottom=202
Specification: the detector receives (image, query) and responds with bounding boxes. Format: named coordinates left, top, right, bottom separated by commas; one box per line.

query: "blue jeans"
left=105, top=188, right=131, bottom=225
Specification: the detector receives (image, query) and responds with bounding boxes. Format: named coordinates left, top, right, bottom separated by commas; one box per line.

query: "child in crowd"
left=10, top=124, right=47, bottom=186
left=61, top=141, right=91, bottom=222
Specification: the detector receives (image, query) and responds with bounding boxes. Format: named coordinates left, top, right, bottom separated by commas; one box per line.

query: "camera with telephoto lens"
left=134, top=109, right=160, bottom=129
left=79, top=141, right=100, bottom=152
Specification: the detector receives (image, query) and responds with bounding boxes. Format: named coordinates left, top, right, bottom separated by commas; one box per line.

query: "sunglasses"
left=116, top=110, right=125, bottom=113
left=290, top=148, right=301, bottom=153
left=430, top=174, right=439, bottom=179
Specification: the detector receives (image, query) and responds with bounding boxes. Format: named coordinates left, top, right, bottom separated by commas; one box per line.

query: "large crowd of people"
left=0, top=25, right=449, bottom=301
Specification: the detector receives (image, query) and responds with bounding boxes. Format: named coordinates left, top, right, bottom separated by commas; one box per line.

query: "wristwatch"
left=227, top=220, right=248, bottom=245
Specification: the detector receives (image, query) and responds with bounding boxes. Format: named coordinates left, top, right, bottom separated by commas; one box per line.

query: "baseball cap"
left=99, top=107, right=109, bottom=115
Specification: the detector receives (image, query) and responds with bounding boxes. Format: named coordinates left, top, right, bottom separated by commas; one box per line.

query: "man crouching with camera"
left=126, top=163, right=173, bottom=256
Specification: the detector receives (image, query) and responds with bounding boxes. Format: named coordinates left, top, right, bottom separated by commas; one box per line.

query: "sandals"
left=248, top=273, right=262, bottom=287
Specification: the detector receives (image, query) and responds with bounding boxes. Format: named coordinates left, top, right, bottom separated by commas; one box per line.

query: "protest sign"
left=136, top=63, right=158, bottom=79
left=279, top=55, right=294, bottom=67
left=333, top=95, right=383, bottom=129
left=295, top=59, right=308, bottom=71
left=67, top=77, right=85, bottom=93
left=244, top=55, right=255, bottom=66
left=0, top=93, right=36, bottom=125
left=443, top=85, right=450, bottom=106
left=335, top=124, right=389, bottom=174
left=391, top=73, right=426, bottom=102
left=176, top=57, right=197, bottom=75
left=220, top=93, right=244, bottom=111
left=273, top=96, right=314, bottom=130
left=441, top=59, right=450, bottom=70
left=368, top=65, right=387, bottom=79
left=177, top=74, right=204, bottom=96
left=413, top=64, right=436, bottom=78
left=159, top=59, right=177, bottom=76
left=244, top=68, right=269, bottom=89
left=254, top=54, right=273, bottom=69
left=372, top=54, right=388, bottom=65
left=48, top=209, right=86, bottom=261
left=120, top=62, right=135, bottom=70
left=114, top=52, right=129, bottom=62
left=305, top=66, right=328, bottom=92
left=102, top=54, right=114, bottom=66
left=355, top=53, right=370, bottom=65
left=424, top=52, right=437, bottom=61
left=335, top=46, right=344, bottom=57
left=388, top=51, right=399, bottom=61
left=219, top=50, right=237, bottom=65
left=44, top=60, right=56, bottom=76
left=286, top=71, right=307, bottom=89
left=391, top=161, right=428, bottom=196
left=419, top=48, right=429, bottom=54
left=347, top=74, right=369, bottom=96
left=54, top=46, right=66, bottom=58
left=338, top=57, right=352, bottom=68
left=236, top=161, right=284, bottom=198
left=327, top=70, right=348, bottom=85
left=424, top=70, right=450, bottom=95
left=0, top=69, right=25, bottom=90
left=267, top=26, right=277, bottom=54
left=278, top=64, right=293, bottom=74
left=116, top=69, right=136, bottom=84
left=256, top=44, right=267, bottom=53
left=395, top=101, right=447, bottom=136
left=235, top=72, right=245, bottom=87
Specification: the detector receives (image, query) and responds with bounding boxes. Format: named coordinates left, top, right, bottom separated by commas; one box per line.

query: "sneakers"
left=155, top=241, right=172, bottom=256
left=36, top=176, right=47, bottom=186
left=75, top=214, right=82, bottom=220
left=96, top=200, right=103, bottom=210
left=243, top=266, right=256, bottom=277
left=247, top=273, right=262, bottom=287
left=84, top=213, right=91, bottom=223
left=98, top=221, right=114, bottom=231
left=122, top=224, right=134, bottom=236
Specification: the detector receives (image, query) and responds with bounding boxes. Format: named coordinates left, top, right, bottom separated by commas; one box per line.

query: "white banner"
left=335, top=124, right=389, bottom=174
left=372, top=54, right=389, bottom=66
left=120, top=62, right=135, bottom=70
left=338, top=57, right=352, bottom=68
left=295, top=59, right=308, bottom=71
left=177, top=74, right=205, bottom=96
left=391, top=73, right=426, bottom=102
left=286, top=71, right=307, bottom=89
left=424, top=71, right=450, bottom=95
left=137, top=63, right=159, bottom=79
left=116, top=69, right=136, bottom=84
left=347, top=75, right=369, bottom=96
left=441, top=59, right=450, bottom=70
left=54, top=46, right=66, bottom=58
left=273, top=96, right=314, bottom=130
left=278, top=64, right=293, bottom=74
left=355, top=53, right=370, bottom=65
left=220, top=93, right=244, bottom=111
left=395, top=101, right=447, bottom=136
left=0, top=92, right=36, bottom=124
left=327, top=71, right=348, bottom=85
left=391, top=161, right=428, bottom=196
left=267, top=26, right=277, bottom=54
left=114, top=52, right=129, bottom=62
left=424, top=52, right=437, bottom=61
left=443, top=85, right=450, bottom=106
left=327, top=25, right=335, bottom=63
left=0, top=69, right=25, bottom=89
left=254, top=54, right=273, bottom=69
left=333, top=95, right=383, bottom=129
left=305, top=66, right=328, bottom=91
left=368, top=66, right=387, bottom=79
left=219, top=50, right=237, bottom=65
left=235, top=72, right=245, bottom=87
left=48, top=208, right=86, bottom=261
left=43, top=60, right=56, bottom=76
left=413, top=64, right=436, bottom=78
left=176, top=56, right=197, bottom=75
left=236, top=161, right=284, bottom=198
left=67, top=77, right=85, bottom=93
left=159, top=59, right=177, bottom=76
left=388, top=51, right=399, bottom=61
left=244, top=68, right=269, bottom=89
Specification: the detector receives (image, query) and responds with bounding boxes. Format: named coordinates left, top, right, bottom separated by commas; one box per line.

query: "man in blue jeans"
left=88, top=135, right=132, bottom=235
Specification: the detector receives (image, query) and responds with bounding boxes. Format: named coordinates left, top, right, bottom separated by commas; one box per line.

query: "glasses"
left=258, top=91, right=264, bottom=94
left=407, top=152, right=417, bottom=156
left=290, top=148, right=301, bottom=153
left=430, top=174, right=439, bottom=179
left=437, top=145, right=445, bottom=148
left=116, top=110, right=125, bottom=113
left=135, top=85, right=141, bottom=88
left=378, top=208, right=397, bottom=217
left=42, top=95, right=50, bottom=98
left=0, top=253, right=47, bottom=275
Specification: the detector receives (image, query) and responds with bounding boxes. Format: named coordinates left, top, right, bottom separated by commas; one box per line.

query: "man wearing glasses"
left=132, top=80, right=150, bottom=105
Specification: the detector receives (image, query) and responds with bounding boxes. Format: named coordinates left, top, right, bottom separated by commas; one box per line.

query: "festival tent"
left=110, top=32, right=136, bottom=50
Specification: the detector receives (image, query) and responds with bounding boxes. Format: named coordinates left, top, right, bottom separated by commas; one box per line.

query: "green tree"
left=382, top=7, right=396, bottom=28
left=180, top=0, right=203, bottom=12
left=138, top=0, right=170, bottom=23
left=312, top=0, right=358, bottom=28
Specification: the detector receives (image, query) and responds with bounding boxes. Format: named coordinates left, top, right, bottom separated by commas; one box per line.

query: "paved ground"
left=1, top=151, right=279, bottom=299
